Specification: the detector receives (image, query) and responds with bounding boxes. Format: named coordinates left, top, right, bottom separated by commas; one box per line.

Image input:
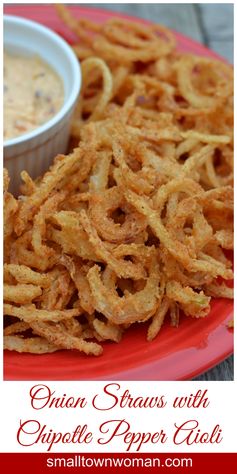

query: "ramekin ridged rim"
left=4, top=14, right=81, bottom=148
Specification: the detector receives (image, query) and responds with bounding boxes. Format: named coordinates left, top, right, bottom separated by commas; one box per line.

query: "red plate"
left=3, top=4, right=233, bottom=381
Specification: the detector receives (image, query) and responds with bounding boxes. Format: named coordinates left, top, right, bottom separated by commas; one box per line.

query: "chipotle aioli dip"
left=4, top=51, right=64, bottom=141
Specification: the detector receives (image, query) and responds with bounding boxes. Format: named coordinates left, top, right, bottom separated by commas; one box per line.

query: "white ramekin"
left=4, top=15, right=81, bottom=194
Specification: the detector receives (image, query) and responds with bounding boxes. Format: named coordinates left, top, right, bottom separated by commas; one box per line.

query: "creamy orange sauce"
left=4, top=51, right=64, bottom=141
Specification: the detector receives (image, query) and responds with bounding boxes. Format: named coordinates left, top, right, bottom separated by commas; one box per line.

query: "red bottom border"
left=0, top=453, right=236, bottom=473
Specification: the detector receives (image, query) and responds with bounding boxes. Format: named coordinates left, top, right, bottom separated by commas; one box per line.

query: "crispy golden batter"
left=4, top=6, right=233, bottom=355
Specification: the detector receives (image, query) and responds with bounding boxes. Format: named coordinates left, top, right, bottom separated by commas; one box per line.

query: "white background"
left=1, top=0, right=236, bottom=456
left=1, top=381, right=237, bottom=453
